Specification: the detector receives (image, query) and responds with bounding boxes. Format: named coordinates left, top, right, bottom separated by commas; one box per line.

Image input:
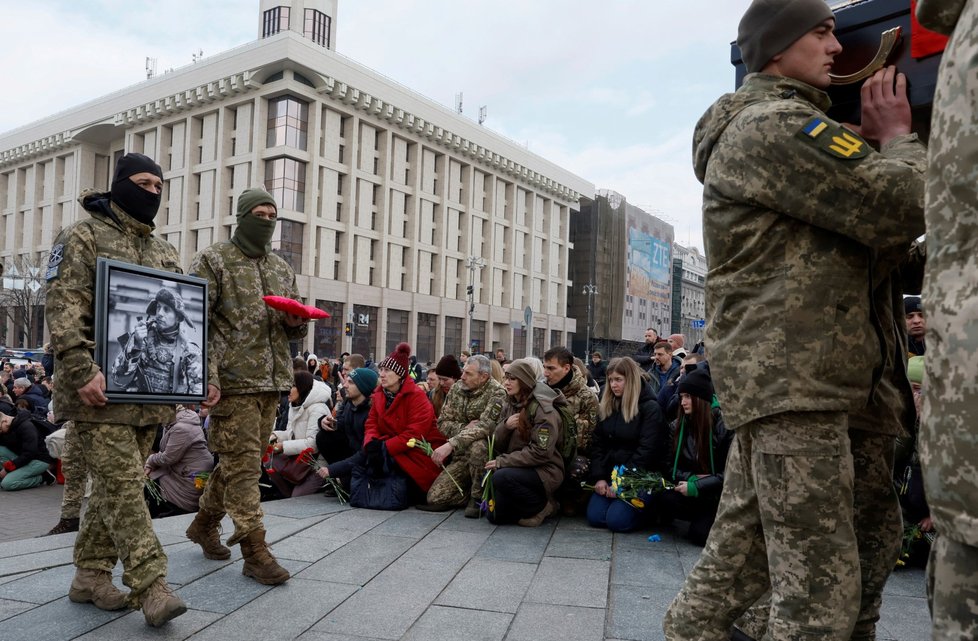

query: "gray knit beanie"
left=738, top=0, right=835, bottom=73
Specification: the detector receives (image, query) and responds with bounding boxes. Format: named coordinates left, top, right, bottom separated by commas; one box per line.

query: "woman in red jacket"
left=363, top=343, right=446, bottom=500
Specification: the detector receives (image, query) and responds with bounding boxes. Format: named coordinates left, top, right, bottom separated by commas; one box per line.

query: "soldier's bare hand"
left=316, top=467, right=330, bottom=479
left=202, top=384, right=221, bottom=408
left=858, top=66, right=911, bottom=146
left=594, top=480, right=609, bottom=497
left=675, top=481, right=689, bottom=496
left=504, top=414, right=520, bottom=430
left=432, top=442, right=453, bottom=466
left=77, top=371, right=108, bottom=408
left=484, top=459, right=498, bottom=471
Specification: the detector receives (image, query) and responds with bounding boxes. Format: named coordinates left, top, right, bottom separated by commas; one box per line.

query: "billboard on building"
left=621, top=203, right=673, bottom=342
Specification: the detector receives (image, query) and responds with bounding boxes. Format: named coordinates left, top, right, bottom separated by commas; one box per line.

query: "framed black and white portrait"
left=94, top=258, right=208, bottom=404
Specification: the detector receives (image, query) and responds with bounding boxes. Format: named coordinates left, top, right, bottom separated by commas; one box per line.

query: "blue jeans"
left=586, top=492, right=641, bottom=532
left=0, top=445, right=50, bottom=491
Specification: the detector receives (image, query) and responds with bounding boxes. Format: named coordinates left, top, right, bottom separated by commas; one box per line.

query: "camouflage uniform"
left=916, top=2, right=978, bottom=638
left=664, top=74, right=925, bottom=641
left=559, top=367, right=599, bottom=453
left=59, top=421, right=88, bottom=520
left=426, top=377, right=506, bottom=506
left=190, top=240, right=306, bottom=546
left=736, top=243, right=926, bottom=641
left=112, top=323, right=202, bottom=395
left=46, top=192, right=180, bottom=599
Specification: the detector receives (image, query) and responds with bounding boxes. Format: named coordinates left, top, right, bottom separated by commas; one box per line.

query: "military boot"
left=45, top=517, right=80, bottom=536
left=240, top=529, right=290, bottom=585
left=463, top=497, right=481, bottom=519
left=185, top=509, right=231, bottom=560
left=139, top=577, right=187, bottom=627
left=68, top=568, right=128, bottom=611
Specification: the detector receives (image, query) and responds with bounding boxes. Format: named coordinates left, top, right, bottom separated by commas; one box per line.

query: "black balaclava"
left=110, top=153, right=164, bottom=226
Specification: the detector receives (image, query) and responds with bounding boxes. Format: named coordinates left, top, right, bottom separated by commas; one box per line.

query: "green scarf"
left=231, top=213, right=276, bottom=258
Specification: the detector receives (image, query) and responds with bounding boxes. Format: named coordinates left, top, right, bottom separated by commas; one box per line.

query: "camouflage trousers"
left=927, top=535, right=978, bottom=640
left=73, top=421, right=167, bottom=600
left=465, top=439, right=491, bottom=502
left=198, top=392, right=277, bottom=546
left=426, top=446, right=477, bottom=507
left=664, top=411, right=860, bottom=641
left=61, top=421, right=89, bottom=519
left=733, top=428, right=902, bottom=641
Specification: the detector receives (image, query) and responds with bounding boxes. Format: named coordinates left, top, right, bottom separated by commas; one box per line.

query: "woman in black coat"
left=650, top=369, right=732, bottom=546
left=0, top=404, right=54, bottom=491
left=585, top=357, right=667, bottom=532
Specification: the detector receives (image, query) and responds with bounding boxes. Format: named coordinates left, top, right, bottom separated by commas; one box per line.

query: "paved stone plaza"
left=0, top=491, right=931, bottom=641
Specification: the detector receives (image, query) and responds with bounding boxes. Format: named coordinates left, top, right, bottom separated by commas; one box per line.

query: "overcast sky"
left=0, top=0, right=758, bottom=251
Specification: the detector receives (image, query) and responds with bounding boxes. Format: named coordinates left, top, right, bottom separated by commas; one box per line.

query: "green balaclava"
left=231, top=188, right=278, bottom=258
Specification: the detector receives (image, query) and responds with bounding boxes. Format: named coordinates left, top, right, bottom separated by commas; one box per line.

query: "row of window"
left=262, top=6, right=331, bottom=48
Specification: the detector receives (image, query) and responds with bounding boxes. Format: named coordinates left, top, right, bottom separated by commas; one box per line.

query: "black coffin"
left=731, top=0, right=944, bottom=139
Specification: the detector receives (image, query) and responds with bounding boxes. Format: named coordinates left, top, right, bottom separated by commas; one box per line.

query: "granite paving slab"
left=0, top=564, right=76, bottom=605
left=434, top=557, right=537, bottom=614
left=545, top=525, right=613, bottom=561
left=0, top=597, right=128, bottom=641
left=0, top=547, right=74, bottom=577
left=298, top=508, right=397, bottom=538
left=311, top=530, right=488, bottom=640
left=160, top=540, right=237, bottom=586
left=477, top=522, right=555, bottom=563
left=296, top=532, right=416, bottom=585
left=525, top=556, right=611, bottom=608
left=611, top=545, right=686, bottom=590
left=0, top=569, right=41, bottom=587
left=261, top=494, right=348, bottom=519
left=505, top=602, right=606, bottom=641
left=437, top=509, right=499, bottom=533
left=296, top=632, right=391, bottom=641
left=605, top=583, right=673, bottom=641
left=0, top=534, right=76, bottom=558
left=882, top=567, right=927, bottom=598
left=878, top=593, right=931, bottom=641
left=187, top=577, right=358, bottom=640
left=73, top=607, right=222, bottom=640
left=175, top=557, right=308, bottom=614
left=0, top=598, right=36, bottom=622
left=401, top=604, right=513, bottom=641
left=371, top=509, right=452, bottom=539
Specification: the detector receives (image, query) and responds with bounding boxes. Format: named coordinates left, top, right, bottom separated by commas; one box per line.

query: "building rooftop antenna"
left=455, top=92, right=463, bottom=114
left=145, top=57, right=157, bottom=79
left=478, top=105, right=487, bottom=125
left=192, top=48, right=204, bottom=63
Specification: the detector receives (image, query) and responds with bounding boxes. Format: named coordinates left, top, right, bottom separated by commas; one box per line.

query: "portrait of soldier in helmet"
left=111, top=287, right=203, bottom=395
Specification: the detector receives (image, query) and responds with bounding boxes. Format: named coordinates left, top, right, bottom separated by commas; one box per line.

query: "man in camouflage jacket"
left=916, top=2, right=978, bottom=638
left=46, top=153, right=186, bottom=627
left=185, top=188, right=307, bottom=586
left=663, top=2, right=926, bottom=640
left=424, top=355, right=506, bottom=510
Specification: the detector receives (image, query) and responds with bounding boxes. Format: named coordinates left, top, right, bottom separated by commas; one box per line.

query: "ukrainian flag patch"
left=802, top=118, right=828, bottom=138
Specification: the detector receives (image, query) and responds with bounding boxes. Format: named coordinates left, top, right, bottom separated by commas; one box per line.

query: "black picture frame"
left=94, top=258, right=208, bottom=405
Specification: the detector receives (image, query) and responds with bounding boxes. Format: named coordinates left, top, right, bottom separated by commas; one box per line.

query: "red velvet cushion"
left=262, top=295, right=331, bottom=320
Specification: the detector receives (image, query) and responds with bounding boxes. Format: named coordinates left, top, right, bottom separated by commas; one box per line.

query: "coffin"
left=731, top=0, right=945, bottom=139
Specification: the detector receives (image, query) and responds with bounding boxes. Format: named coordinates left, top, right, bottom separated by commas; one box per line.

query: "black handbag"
left=349, top=448, right=408, bottom=511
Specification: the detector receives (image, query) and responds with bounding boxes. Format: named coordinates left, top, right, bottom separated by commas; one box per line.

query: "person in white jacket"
left=268, top=370, right=331, bottom=497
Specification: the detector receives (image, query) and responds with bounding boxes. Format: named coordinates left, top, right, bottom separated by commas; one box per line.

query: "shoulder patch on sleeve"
left=538, top=426, right=549, bottom=447
left=45, top=243, right=65, bottom=280
left=796, top=117, right=869, bottom=160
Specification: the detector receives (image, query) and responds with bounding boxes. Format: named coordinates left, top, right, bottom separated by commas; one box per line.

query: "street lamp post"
left=465, top=256, right=486, bottom=353
left=582, top=283, right=598, bottom=357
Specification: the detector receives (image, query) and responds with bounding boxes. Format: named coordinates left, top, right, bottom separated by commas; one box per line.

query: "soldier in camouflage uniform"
left=542, top=346, right=598, bottom=513
left=45, top=153, right=187, bottom=627
left=185, top=188, right=307, bottom=586
left=421, top=354, right=506, bottom=511
left=915, top=2, right=978, bottom=638
left=111, top=287, right=203, bottom=395
left=663, top=2, right=927, bottom=640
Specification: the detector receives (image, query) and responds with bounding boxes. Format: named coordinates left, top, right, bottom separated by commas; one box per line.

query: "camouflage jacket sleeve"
left=45, top=224, right=101, bottom=392
left=916, top=0, right=967, bottom=34
left=717, top=101, right=926, bottom=248
left=575, top=388, right=599, bottom=452
left=189, top=249, right=225, bottom=390
left=441, top=382, right=506, bottom=451
left=282, top=268, right=308, bottom=341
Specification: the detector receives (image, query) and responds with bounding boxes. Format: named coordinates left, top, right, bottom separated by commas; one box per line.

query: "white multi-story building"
left=0, top=0, right=591, bottom=363
left=671, top=243, right=707, bottom=345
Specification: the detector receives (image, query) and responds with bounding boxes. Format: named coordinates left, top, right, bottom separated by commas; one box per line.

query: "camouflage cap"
left=146, top=288, right=194, bottom=329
